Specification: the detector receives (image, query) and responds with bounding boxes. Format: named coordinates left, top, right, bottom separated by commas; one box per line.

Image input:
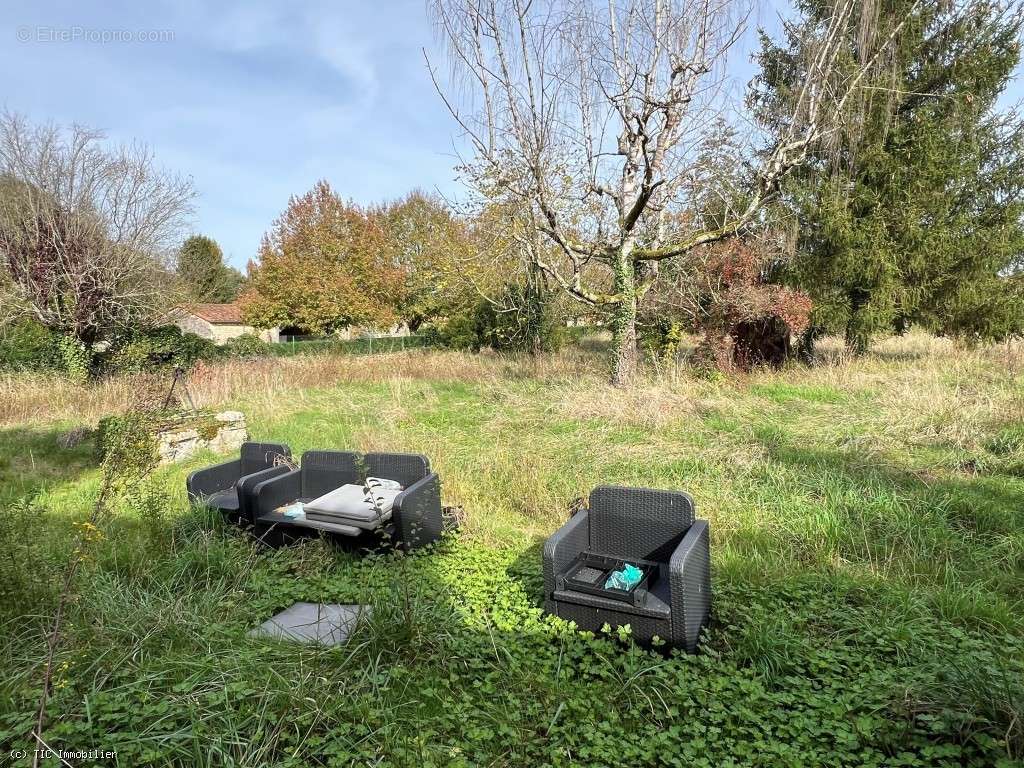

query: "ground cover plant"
left=0, top=332, right=1022, bottom=767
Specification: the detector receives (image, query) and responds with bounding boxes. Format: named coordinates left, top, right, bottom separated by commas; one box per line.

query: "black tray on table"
left=558, top=551, right=659, bottom=606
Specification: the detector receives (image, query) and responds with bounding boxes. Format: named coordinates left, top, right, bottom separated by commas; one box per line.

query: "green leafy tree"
left=176, top=235, right=244, bottom=303
left=378, top=191, right=479, bottom=332
left=754, top=0, right=1024, bottom=352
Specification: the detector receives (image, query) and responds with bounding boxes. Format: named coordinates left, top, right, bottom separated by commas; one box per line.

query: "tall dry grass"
left=2, top=332, right=1020, bottom=435
left=778, top=334, right=1024, bottom=453
left=1, top=372, right=141, bottom=428
left=0, top=347, right=604, bottom=428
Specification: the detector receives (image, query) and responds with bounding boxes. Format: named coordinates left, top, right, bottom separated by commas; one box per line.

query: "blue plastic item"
left=604, top=563, right=643, bottom=591
left=281, top=502, right=305, bottom=520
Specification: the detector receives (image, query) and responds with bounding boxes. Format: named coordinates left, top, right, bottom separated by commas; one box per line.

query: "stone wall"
left=208, top=324, right=279, bottom=344
left=156, top=410, right=248, bottom=464
left=172, top=312, right=215, bottom=340
left=172, top=312, right=280, bottom=345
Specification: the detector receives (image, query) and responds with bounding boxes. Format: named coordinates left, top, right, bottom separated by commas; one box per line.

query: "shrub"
left=421, top=313, right=482, bottom=351
left=0, top=318, right=61, bottom=372
left=57, top=334, right=94, bottom=383
left=105, top=326, right=219, bottom=374
left=94, top=411, right=160, bottom=466
left=640, top=317, right=684, bottom=368
left=476, top=284, right=565, bottom=353
left=223, top=332, right=269, bottom=359
left=424, top=284, right=565, bottom=354
left=0, top=319, right=105, bottom=380
left=646, top=237, right=813, bottom=373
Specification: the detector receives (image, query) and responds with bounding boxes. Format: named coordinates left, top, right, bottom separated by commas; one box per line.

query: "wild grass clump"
left=0, top=499, right=67, bottom=622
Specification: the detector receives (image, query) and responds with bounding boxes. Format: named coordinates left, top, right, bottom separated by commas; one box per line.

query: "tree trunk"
left=798, top=326, right=822, bottom=363
left=844, top=321, right=870, bottom=355
left=610, top=253, right=638, bottom=387
left=844, top=288, right=871, bottom=355
left=525, top=262, right=545, bottom=356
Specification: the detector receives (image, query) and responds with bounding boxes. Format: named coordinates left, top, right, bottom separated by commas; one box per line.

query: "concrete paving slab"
left=248, top=602, right=370, bottom=646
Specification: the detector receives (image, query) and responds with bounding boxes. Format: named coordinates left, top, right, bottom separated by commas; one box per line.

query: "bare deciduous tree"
left=0, top=111, right=195, bottom=347
left=429, top=0, right=921, bottom=385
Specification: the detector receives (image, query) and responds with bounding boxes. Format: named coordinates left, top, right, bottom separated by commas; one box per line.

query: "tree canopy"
left=239, top=181, right=405, bottom=334
left=176, top=235, right=244, bottom=303
left=378, top=191, right=479, bottom=332
left=0, top=112, right=193, bottom=346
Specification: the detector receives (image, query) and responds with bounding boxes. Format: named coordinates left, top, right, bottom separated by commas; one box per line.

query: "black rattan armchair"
left=542, top=485, right=710, bottom=652
left=251, top=450, right=442, bottom=549
left=186, top=442, right=292, bottom=520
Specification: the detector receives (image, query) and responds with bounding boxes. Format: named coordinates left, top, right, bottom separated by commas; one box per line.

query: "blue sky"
left=2, top=0, right=467, bottom=269
left=2, top=1, right=1021, bottom=270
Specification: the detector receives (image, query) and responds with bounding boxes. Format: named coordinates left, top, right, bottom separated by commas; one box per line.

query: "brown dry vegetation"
left=3, top=334, right=1021, bottom=447
left=0, top=346, right=601, bottom=428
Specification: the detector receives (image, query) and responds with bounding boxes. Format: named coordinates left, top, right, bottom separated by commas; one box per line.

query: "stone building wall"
left=172, top=312, right=280, bottom=345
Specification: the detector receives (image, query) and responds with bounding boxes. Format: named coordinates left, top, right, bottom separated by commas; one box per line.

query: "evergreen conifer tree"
left=177, top=235, right=244, bottom=303
left=754, top=0, right=1024, bottom=351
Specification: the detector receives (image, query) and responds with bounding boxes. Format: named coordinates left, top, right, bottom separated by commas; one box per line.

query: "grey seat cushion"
left=304, top=484, right=400, bottom=530
left=207, top=489, right=240, bottom=512
left=258, top=509, right=363, bottom=538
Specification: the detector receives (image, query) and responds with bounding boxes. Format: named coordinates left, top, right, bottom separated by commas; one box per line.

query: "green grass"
left=1, top=336, right=1023, bottom=766
left=749, top=381, right=851, bottom=404
left=266, top=334, right=431, bottom=357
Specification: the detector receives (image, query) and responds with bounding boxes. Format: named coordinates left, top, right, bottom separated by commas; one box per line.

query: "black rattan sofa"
left=186, top=442, right=292, bottom=521
left=249, top=450, right=442, bottom=549
left=542, top=485, right=711, bottom=652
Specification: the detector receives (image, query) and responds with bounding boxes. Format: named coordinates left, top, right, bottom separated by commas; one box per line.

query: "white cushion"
left=304, top=484, right=400, bottom=526
left=366, top=476, right=403, bottom=491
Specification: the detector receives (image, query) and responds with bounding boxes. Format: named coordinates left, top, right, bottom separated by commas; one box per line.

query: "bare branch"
left=0, top=111, right=194, bottom=342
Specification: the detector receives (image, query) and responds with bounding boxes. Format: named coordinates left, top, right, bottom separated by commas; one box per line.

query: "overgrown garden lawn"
left=1, top=334, right=1023, bottom=766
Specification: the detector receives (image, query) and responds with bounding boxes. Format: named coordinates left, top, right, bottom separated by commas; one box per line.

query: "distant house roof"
left=182, top=303, right=247, bottom=324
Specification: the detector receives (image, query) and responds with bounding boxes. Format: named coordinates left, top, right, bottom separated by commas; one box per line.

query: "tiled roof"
left=183, top=303, right=246, bottom=324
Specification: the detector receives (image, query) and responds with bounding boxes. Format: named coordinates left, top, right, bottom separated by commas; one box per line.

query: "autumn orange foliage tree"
left=239, top=181, right=405, bottom=335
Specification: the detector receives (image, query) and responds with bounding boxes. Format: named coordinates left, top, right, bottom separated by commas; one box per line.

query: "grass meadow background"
left=1, top=332, right=1022, bottom=766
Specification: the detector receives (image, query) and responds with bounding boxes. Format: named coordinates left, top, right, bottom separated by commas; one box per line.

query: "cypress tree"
left=177, top=235, right=244, bottom=303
